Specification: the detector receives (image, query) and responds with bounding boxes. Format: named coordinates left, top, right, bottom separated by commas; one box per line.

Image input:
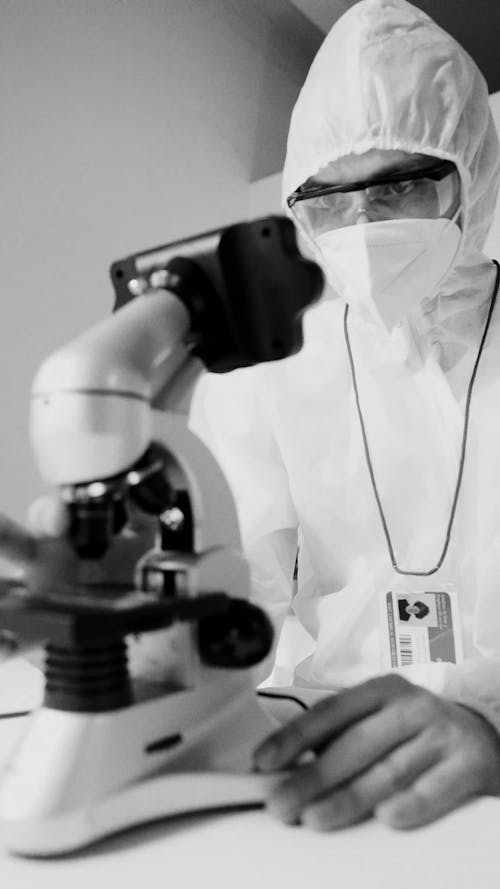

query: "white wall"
left=249, top=172, right=283, bottom=217
left=0, top=0, right=318, bottom=521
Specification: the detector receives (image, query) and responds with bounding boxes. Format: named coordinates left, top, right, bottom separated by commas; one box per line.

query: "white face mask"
left=315, top=216, right=461, bottom=331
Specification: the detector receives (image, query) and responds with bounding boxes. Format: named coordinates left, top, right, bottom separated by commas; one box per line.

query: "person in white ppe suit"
left=1, top=0, right=500, bottom=835
left=189, top=0, right=500, bottom=828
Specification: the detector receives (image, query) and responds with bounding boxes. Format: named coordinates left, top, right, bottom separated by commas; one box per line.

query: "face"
left=291, top=149, right=461, bottom=235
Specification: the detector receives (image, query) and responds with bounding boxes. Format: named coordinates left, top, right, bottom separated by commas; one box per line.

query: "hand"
left=253, top=674, right=500, bottom=830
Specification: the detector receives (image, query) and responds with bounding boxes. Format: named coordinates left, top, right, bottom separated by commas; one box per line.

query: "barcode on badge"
left=398, top=634, right=413, bottom=666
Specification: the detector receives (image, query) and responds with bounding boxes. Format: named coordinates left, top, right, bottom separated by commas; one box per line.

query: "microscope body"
left=0, top=217, right=322, bottom=856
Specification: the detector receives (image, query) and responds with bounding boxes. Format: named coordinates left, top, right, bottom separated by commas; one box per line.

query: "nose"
left=355, top=209, right=370, bottom=225
left=350, top=191, right=372, bottom=225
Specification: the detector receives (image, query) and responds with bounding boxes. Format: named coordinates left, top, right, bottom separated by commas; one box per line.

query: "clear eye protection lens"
left=435, top=170, right=458, bottom=217
left=288, top=162, right=460, bottom=238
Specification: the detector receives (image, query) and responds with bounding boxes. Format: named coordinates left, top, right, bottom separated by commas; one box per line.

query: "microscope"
left=0, top=216, right=322, bottom=856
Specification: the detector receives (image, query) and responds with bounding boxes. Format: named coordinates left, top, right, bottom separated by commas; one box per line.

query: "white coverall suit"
left=190, top=0, right=500, bottom=729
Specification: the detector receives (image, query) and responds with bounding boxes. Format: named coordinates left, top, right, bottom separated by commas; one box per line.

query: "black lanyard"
left=343, top=261, right=500, bottom=577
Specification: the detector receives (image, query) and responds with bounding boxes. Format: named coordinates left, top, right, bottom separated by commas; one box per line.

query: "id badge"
left=380, top=588, right=463, bottom=669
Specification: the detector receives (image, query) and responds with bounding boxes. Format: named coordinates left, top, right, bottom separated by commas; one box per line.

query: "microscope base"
left=5, top=770, right=281, bottom=858
left=0, top=680, right=285, bottom=857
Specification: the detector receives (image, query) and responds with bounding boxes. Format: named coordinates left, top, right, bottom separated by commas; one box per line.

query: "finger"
left=265, top=703, right=424, bottom=822
left=375, top=756, right=479, bottom=829
left=0, top=513, right=37, bottom=567
left=27, top=496, right=70, bottom=537
left=254, top=675, right=414, bottom=771
left=301, top=729, right=443, bottom=830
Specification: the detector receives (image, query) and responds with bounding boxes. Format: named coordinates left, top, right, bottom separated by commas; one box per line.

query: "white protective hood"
left=283, top=0, right=500, bottom=372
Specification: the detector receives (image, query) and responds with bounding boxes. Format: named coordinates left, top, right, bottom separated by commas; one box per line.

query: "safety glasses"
left=287, top=159, right=459, bottom=236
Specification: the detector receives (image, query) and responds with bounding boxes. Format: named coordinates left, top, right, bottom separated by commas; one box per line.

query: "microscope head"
left=110, top=215, right=323, bottom=372
left=30, top=216, right=323, bottom=559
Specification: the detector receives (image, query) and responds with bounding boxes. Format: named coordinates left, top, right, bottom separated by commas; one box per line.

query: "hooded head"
left=283, top=0, right=500, bottom=262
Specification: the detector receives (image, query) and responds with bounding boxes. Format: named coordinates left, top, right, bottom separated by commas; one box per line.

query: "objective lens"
left=68, top=500, right=117, bottom=559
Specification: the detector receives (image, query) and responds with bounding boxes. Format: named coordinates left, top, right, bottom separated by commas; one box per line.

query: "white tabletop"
left=0, top=791, right=497, bottom=889
left=0, top=712, right=498, bottom=889
left=0, top=661, right=498, bottom=888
